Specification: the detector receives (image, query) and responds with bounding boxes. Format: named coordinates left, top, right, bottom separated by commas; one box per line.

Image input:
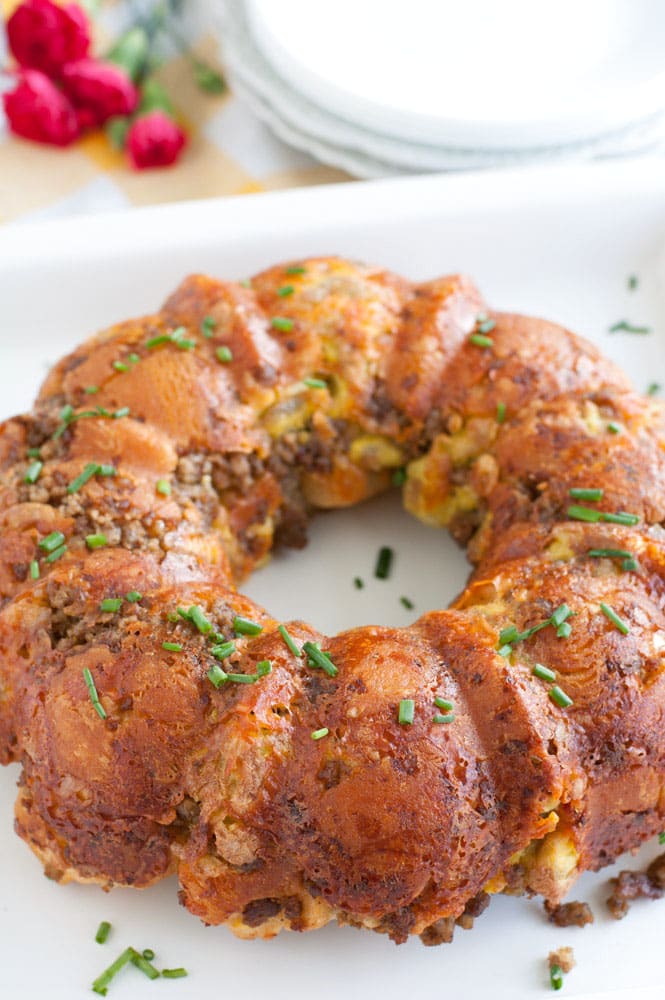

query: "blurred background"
left=1, top=0, right=664, bottom=223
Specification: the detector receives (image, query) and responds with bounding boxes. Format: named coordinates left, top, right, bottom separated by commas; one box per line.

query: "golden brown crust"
left=1, top=256, right=664, bottom=944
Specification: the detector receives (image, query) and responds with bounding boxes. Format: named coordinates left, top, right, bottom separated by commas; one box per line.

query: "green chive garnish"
left=156, top=479, right=171, bottom=496
left=549, top=686, right=573, bottom=709
left=162, top=968, right=188, bottom=979
left=98, top=464, right=116, bottom=477
left=609, top=320, right=651, bottom=334
left=100, top=598, right=122, bottom=613
left=216, top=345, right=233, bottom=363
left=84, top=385, right=99, bottom=394
left=86, top=533, right=108, bottom=549
left=588, top=548, right=633, bottom=560
left=130, top=949, right=159, bottom=980
left=550, top=604, right=572, bottom=627
left=162, top=642, right=182, bottom=652
left=125, top=590, right=142, bottom=603
left=622, top=557, right=640, bottom=572
left=303, top=377, right=327, bottom=389
left=569, top=487, right=603, bottom=501
left=233, top=616, right=263, bottom=636
left=29, top=559, right=40, bottom=579
left=398, top=699, right=415, bottom=725
left=392, top=467, right=407, bottom=487
left=141, top=950, right=155, bottom=962
left=353, top=576, right=364, bottom=589
left=607, top=421, right=622, bottom=434
left=95, top=921, right=111, bottom=944
left=476, top=316, right=496, bottom=334
left=311, top=727, right=329, bottom=740
left=24, top=460, right=43, bottom=484
left=271, top=316, right=294, bottom=332
left=113, top=361, right=128, bottom=372
left=39, top=530, right=66, bottom=553
left=434, top=697, right=454, bottom=711
left=647, top=382, right=661, bottom=396
left=433, top=713, right=455, bottom=724
left=375, top=546, right=393, bottom=580
left=188, top=605, right=212, bottom=634
left=469, top=333, right=493, bottom=348
left=83, top=667, right=106, bottom=720
left=496, top=402, right=506, bottom=424
left=302, top=640, right=338, bottom=676
left=556, top=622, right=572, bottom=638
left=600, top=602, right=630, bottom=634
left=628, top=274, right=638, bottom=291
left=498, top=644, right=513, bottom=658
left=45, top=544, right=67, bottom=563
left=113, top=406, right=130, bottom=419
left=240, top=279, right=251, bottom=288
left=207, top=664, right=227, bottom=688
left=601, top=511, right=640, bottom=526
left=67, top=461, right=99, bottom=494
left=533, top=663, right=556, bottom=682
left=499, top=625, right=520, bottom=645
left=145, top=334, right=171, bottom=349
left=659, top=832, right=665, bottom=845
left=211, top=641, right=236, bottom=660
left=277, top=284, right=294, bottom=297
left=26, top=447, right=41, bottom=458
left=567, top=504, right=601, bottom=523
left=92, top=946, right=133, bottom=994
left=285, top=265, right=305, bottom=275
left=278, top=624, right=301, bottom=657
left=550, top=963, right=564, bottom=991
left=201, top=316, right=216, bottom=337
left=400, top=596, right=414, bottom=610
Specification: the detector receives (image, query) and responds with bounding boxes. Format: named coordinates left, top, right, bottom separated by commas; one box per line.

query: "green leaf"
left=106, top=116, right=131, bottom=151
left=193, top=61, right=227, bottom=95
left=139, top=77, right=174, bottom=116
left=106, top=27, right=150, bottom=82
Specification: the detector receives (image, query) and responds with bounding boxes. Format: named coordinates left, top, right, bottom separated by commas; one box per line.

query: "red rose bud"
left=62, top=59, right=139, bottom=125
left=127, top=110, right=186, bottom=170
left=7, top=0, right=90, bottom=76
left=3, top=69, right=80, bottom=146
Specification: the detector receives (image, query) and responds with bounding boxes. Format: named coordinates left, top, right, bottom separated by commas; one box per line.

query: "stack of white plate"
left=213, top=0, right=665, bottom=178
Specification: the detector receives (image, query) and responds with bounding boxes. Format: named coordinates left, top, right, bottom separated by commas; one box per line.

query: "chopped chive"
left=588, top=548, right=633, bottom=559
left=125, top=590, right=142, bottom=603
left=607, top=421, right=622, bottom=434
left=498, top=644, right=513, bottom=658
left=647, top=382, right=661, bottom=396
left=277, top=284, right=295, bottom=297
left=496, top=401, right=506, bottom=424
left=169, top=326, right=196, bottom=349
left=240, top=278, right=251, bottom=288
left=113, top=361, right=128, bottom=372
left=216, top=345, right=233, bottom=363
left=600, top=602, right=630, bottom=634
left=476, top=317, right=496, bottom=334
left=569, top=487, right=603, bottom=501
left=549, top=685, right=573, bottom=709
left=256, top=660, right=272, bottom=677
left=628, top=274, right=638, bottom=291
left=45, top=543, right=67, bottom=563
left=398, top=698, right=415, bottom=725
left=38, top=530, right=66, bottom=553
left=100, top=598, right=122, bottom=613
left=400, top=596, right=414, bottom=610
left=145, top=333, right=171, bottom=348
left=233, top=616, right=263, bottom=636
left=129, top=948, right=160, bottom=980
left=550, top=963, right=564, bottom=991
left=285, top=265, right=305, bottom=275
left=311, top=727, right=329, bottom=740
left=533, top=663, right=556, bottom=682
left=210, top=640, right=236, bottom=660
left=622, top=557, right=640, bottom=572
left=162, top=968, right=188, bottom=979
left=659, top=832, right=665, bottom=845
left=27, top=447, right=42, bottom=458
left=95, top=921, right=111, bottom=944
left=84, top=385, right=99, bottom=394
left=556, top=622, right=572, bottom=639
left=188, top=605, right=212, bottom=634
left=609, top=320, right=651, bottom=334
left=433, top=713, right=455, bottom=724
left=207, top=664, right=227, bottom=688
left=92, top=946, right=133, bottom=994
left=499, top=625, right=520, bottom=646
left=24, top=459, right=43, bottom=484
left=141, top=949, right=155, bottom=962
left=375, top=545, right=394, bottom=580
left=567, top=504, right=601, bottom=523
left=177, top=606, right=192, bottom=621
left=303, top=377, right=327, bottom=389
left=225, top=672, right=259, bottom=684
left=434, top=697, right=454, bottom=711
left=271, top=316, right=294, bottom=332
left=29, top=559, right=40, bottom=579
left=302, top=640, right=338, bottom=676
left=86, top=533, right=108, bottom=549
left=601, top=511, right=640, bottom=526
left=156, top=478, right=171, bottom=496
left=60, top=403, right=74, bottom=422
left=392, top=467, right=407, bottom=487
left=127, top=353, right=140, bottom=364
left=278, top=624, right=302, bottom=657
left=469, top=332, right=494, bottom=348
left=162, top=642, right=182, bottom=652
left=98, top=464, right=116, bottom=477
left=201, top=316, right=216, bottom=338
left=67, top=461, right=99, bottom=494
left=113, top=406, right=130, bottom=419
left=550, top=604, right=572, bottom=627
left=353, top=576, right=364, bottom=589
left=82, top=667, right=107, bottom=720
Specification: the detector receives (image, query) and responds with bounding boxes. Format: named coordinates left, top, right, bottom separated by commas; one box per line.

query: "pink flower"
left=3, top=69, right=80, bottom=146
left=61, top=59, right=139, bottom=126
left=7, top=0, right=90, bottom=77
left=126, top=110, right=186, bottom=170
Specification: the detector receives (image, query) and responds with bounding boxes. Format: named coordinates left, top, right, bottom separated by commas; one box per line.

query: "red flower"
left=126, top=110, right=186, bottom=170
left=3, top=69, right=80, bottom=146
left=7, top=0, right=90, bottom=77
left=61, top=59, right=139, bottom=126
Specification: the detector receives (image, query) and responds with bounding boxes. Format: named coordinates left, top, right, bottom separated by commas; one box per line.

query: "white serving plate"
left=1, top=160, right=665, bottom=1000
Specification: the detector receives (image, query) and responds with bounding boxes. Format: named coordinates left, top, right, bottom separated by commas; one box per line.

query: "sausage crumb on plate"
left=544, top=900, right=594, bottom=928
left=607, top=851, right=665, bottom=920
left=549, top=946, right=575, bottom=974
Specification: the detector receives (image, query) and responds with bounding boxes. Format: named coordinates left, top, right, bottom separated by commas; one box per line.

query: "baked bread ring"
left=1, top=257, right=664, bottom=944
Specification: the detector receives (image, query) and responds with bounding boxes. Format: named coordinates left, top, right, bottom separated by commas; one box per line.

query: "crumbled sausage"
left=545, top=900, right=594, bottom=928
